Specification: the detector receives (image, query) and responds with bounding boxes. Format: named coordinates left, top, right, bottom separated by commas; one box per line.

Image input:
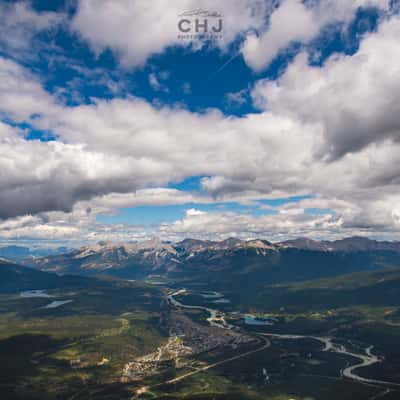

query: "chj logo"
left=177, top=9, right=223, bottom=40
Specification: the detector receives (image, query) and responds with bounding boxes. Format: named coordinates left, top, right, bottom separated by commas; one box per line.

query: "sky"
left=1, top=0, right=400, bottom=247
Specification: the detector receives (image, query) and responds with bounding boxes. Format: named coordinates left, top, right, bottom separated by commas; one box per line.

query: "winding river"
left=168, top=288, right=400, bottom=390
left=167, top=289, right=234, bottom=329
left=259, top=333, right=393, bottom=385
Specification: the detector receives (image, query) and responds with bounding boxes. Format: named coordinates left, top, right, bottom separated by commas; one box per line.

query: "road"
left=133, top=288, right=400, bottom=398
left=164, top=335, right=270, bottom=385
left=260, top=332, right=400, bottom=390
left=133, top=335, right=270, bottom=398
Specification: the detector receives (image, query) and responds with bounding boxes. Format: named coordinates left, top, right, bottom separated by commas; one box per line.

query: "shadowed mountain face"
left=239, top=267, right=400, bottom=312
left=0, top=245, right=71, bottom=261
left=27, top=237, right=400, bottom=286
left=0, top=259, right=96, bottom=293
left=280, top=237, right=400, bottom=252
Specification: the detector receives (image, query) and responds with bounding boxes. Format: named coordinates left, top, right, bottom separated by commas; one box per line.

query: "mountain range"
left=27, top=237, right=400, bottom=286
left=4, top=236, right=400, bottom=312
left=0, top=258, right=94, bottom=293
left=0, top=245, right=71, bottom=261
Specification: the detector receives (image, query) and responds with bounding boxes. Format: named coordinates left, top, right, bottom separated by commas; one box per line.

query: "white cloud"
left=242, top=0, right=391, bottom=71
left=242, top=0, right=318, bottom=71
left=0, top=57, right=59, bottom=122
left=1, top=13, right=400, bottom=241
left=0, top=2, right=64, bottom=59
left=0, top=129, right=147, bottom=218
left=148, top=71, right=170, bottom=92
left=71, top=0, right=269, bottom=68
left=69, top=0, right=392, bottom=71
left=159, top=207, right=342, bottom=242
left=251, top=16, right=400, bottom=158
left=89, top=188, right=211, bottom=214
left=149, top=73, right=161, bottom=91
left=226, top=88, right=248, bottom=106
left=1, top=44, right=399, bottom=235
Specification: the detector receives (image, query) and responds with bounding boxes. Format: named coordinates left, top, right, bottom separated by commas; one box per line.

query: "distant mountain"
left=175, top=236, right=400, bottom=254
left=30, top=238, right=179, bottom=278
left=240, top=266, right=400, bottom=312
left=175, top=237, right=276, bottom=256
left=279, top=237, right=332, bottom=251
left=0, top=245, right=71, bottom=261
left=0, top=259, right=95, bottom=293
left=323, top=236, right=400, bottom=252
left=28, top=237, right=400, bottom=286
left=281, top=236, right=400, bottom=252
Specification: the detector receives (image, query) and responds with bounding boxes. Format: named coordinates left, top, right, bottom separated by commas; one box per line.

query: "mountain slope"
left=0, top=259, right=94, bottom=293
left=246, top=267, right=400, bottom=312
left=31, top=238, right=178, bottom=277
left=0, top=245, right=70, bottom=261
left=28, top=237, right=400, bottom=287
left=280, top=236, right=400, bottom=252
left=173, top=247, right=400, bottom=292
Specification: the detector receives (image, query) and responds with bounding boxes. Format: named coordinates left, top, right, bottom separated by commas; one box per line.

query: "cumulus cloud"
left=158, top=207, right=343, bottom=242
left=88, top=188, right=212, bottom=216
left=0, top=57, right=59, bottom=122
left=242, top=0, right=391, bottom=71
left=148, top=71, right=170, bottom=92
left=1, top=39, right=400, bottom=235
left=226, top=88, right=249, bottom=106
left=242, top=0, right=318, bottom=71
left=69, top=0, right=392, bottom=71
left=1, top=10, right=400, bottom=241
left=2, top=195, right=399, bottom=244
left=71, top=0, right=269, bottom=67
left=252, top=16, right=400, bottom=158
left=0, top=2, right=64, bottom=59
left=0, top=128, right=147, bottom=219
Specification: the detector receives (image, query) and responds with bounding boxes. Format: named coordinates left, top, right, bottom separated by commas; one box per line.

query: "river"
left=167, top=289, right=234, bottom=329
left=168, top=288, right=400, bottom=390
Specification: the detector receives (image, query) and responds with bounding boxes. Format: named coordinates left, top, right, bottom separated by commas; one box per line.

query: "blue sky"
left=2, top=0, right=382, bottom=116
left=97, top=196, right=315, bottom=226
left=0, top=0, right=399, bottom=244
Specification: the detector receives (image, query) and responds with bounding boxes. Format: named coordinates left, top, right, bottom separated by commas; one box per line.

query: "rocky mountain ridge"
left=27, top=236, right=400, bottom=278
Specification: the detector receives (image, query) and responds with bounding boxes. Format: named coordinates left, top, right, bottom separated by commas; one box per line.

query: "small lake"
left=42, top=300, right=73, bottom=309
left=20, top=290, right=54, bottom=298
left=244, top=315, right=276, bottom=326
left=200, top=292, right=223, bottom=299
left=212, top=298, right=231, bottom=304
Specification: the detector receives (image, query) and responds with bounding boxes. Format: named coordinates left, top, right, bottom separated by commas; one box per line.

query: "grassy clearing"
left=0, top=282, right=167, bottom=399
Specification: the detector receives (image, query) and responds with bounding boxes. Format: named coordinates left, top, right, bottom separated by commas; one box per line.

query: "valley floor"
left=1, top=280, right=400, bottom=400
